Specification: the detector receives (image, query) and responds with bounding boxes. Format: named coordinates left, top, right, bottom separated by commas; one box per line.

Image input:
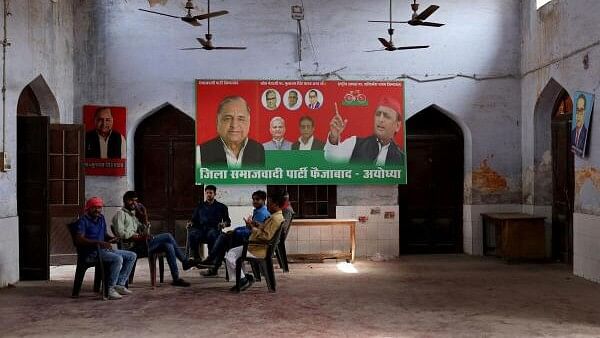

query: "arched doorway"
left=134, top=104, right=200, bottom=245
left=399, top=106, right=464, bottom=254
left=550, top=90, right=574, bottom=263
left=17, top=83, right=49, bottom=280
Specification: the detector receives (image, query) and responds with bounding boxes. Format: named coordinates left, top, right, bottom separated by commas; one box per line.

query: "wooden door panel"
left=400, top=110, right=463, bottom=254
left=17, top=116, right=49, bottom=280
left=135, top=107, right=198, bottom=245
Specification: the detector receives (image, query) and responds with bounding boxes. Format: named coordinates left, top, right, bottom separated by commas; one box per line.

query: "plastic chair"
left=275, top=212, right=294, bottom=273
left=68, top=221, right=109, bottom=300
left=234, top=223, right=284, bottom=293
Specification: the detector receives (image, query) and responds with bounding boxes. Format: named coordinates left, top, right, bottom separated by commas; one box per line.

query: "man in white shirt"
left=324, top=97, right=405, bottom=166
left=263, top=116, right=293, bottom=150
left=291, top=116, right=325, bottom=150
left=198, top=96, right=265, bottom=168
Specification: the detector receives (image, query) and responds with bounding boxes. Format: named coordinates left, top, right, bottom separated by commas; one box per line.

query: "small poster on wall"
left=83, top=105, right=127, bottom=176
left=571, top=91, right=595, bottom=157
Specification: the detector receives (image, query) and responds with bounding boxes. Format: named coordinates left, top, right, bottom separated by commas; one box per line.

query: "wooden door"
left=135, top=106, right=200, bottom=245
left=399, top=108, right=463, bottom=254
left=551, top=91, right=574, bottom=264
left=48, top=124, right=86, bottom=265
left=17, top=116, right=50, bottom=280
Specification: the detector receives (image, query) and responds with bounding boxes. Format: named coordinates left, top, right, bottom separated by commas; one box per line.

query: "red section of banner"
left=196, top=80, right=404, bottom=150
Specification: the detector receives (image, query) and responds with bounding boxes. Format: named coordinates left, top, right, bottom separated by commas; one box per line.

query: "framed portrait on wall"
left=571, top=91, right=594, bottom=158
left=83, top=105, right=127, bottom=176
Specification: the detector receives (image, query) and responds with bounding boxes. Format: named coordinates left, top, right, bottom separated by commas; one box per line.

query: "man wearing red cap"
left=74, top=197, right=137, bottom=300
left=324, top=97, right=405, bottom=166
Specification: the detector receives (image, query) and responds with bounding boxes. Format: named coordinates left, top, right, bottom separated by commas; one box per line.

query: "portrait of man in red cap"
left=324, top=96, right=405, bottom=166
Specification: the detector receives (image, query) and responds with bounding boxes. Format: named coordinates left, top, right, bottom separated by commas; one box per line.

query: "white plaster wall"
left=72, top=0, right=523, bottom=261
left=74, top=0, right=522, bottom=200
left=0, top=1, right=75, bottom=286
left=521, top=0, right=600, bottom=282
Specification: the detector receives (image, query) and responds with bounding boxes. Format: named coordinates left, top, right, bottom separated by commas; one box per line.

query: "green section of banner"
left=196, top=151, right=406, bottom=185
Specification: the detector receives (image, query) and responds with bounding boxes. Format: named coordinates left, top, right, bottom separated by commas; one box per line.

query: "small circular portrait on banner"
left=261, top=89, right=281, bottom=111
left=283, top=89, right=302, bottom=111
left=305, top=89, right=323, bottom=110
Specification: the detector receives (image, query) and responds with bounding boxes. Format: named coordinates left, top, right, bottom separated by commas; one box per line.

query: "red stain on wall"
left=472, top=158, right=508, bottom=193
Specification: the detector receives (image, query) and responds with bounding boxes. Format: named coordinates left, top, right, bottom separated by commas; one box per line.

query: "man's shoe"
left=114, top=285, right=133, bottom=295
left=108, top=287, right=123, bottom=300
left=171, top=278, right=191, bottom=287
left=196, top=258, right=215, bottom=269
left=182, top=259, right=194, bottom=271
left=239, top=276, right=254, bottom=291
left=201, top=268, right=218, bottom=277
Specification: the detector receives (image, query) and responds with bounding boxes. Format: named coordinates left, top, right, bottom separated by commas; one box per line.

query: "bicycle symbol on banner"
left=342, top=90, right=368, bottom=106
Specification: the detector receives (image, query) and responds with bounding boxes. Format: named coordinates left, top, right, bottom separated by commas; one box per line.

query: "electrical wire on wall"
left=1, top=0, right=11, bottom=170
left=296, top=0, right=320, bottom=74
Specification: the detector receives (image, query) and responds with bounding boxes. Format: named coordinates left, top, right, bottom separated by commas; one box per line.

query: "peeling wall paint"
left=148, top=0, right=169, bottom=7
left=470, top=156, right=522, bottom=204
left=575, top=167, right=600, bottom=215
left=472, top=158, right=508, bottom=194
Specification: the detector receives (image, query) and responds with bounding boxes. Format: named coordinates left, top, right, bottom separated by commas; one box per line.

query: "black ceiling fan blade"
left=195, top=10, right=229, bottom=20
left=138, top=8, right=181, bottom=19
left=364, top=49, right=385, bottom=52
left=369, top=20, right=410, bottom=23
left=417, top=21, right=444, bottom=27
left=395, top=45, right=430, bottom=50
left=213, top=46, right=247, bottom=50
left=180, top=47, right=205, bottom=50
left=181, top=17, right=201, bottom=26
left=378, top=37, right=392, bottom=48
left=414, top=5, right=439, bottom=21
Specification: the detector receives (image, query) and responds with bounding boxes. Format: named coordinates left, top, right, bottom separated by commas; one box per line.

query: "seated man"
left=224, top=189, right=285, bottom=292
left=188, top=185, right=231, bottom=262
left=74, top=197, right=137, bottom=300
left=112, top=191, right=193, bottom=287
left=198, top=190, right=271, bottom=277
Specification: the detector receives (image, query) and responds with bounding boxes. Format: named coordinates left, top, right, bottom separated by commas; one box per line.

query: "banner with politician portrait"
left=195, top=80, right=406, bottom=185
left=83, top=105, right=127, bottom=176
left=570, top=91, right=594, bottom=158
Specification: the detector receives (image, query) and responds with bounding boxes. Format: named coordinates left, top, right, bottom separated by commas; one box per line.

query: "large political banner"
left=195, top=80, right=406, bottom=185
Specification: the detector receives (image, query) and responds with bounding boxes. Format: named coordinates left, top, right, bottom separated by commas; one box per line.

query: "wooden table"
left=291, top=218, right=357, bottom=263
left=481, top=213, right=546, bottom=260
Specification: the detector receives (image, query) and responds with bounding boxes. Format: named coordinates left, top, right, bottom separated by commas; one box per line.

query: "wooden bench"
left=289, top=218, right=357, bottom=263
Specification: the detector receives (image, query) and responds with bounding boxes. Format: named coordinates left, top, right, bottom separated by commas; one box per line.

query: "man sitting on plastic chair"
left=188, top=185, right=231, bottom=266
left=112, top=191, right=194, bottom=287
left=74, top=197, right=137, bottom=300
left=224, top=189, right=285, bottom=292
left=197, top=190, right=271, bottom=277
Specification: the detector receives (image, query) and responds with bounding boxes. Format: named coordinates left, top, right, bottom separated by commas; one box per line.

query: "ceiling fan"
left=138, top=0, right=228, bottom=27
left=366, top=0, right=429, bottom=52
left=369, top=0, right=444, bottom=27
left=180, top=0, right=246, bottom=51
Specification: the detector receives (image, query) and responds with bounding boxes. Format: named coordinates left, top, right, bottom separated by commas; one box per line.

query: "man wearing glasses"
left=264, top=89, right=279, bottom=111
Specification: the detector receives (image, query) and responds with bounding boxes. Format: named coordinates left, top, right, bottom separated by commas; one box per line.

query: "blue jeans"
left=96, top=249, right=137, bottom=288
left=187, top=227, right=220, bottom=260
left=148, top=233, right=187, bottom=280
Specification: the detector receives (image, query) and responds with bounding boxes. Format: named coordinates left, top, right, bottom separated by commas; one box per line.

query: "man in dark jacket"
left=188, top=185, right=231, bottom=261
left=324, top=97, right=405, bottom=166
